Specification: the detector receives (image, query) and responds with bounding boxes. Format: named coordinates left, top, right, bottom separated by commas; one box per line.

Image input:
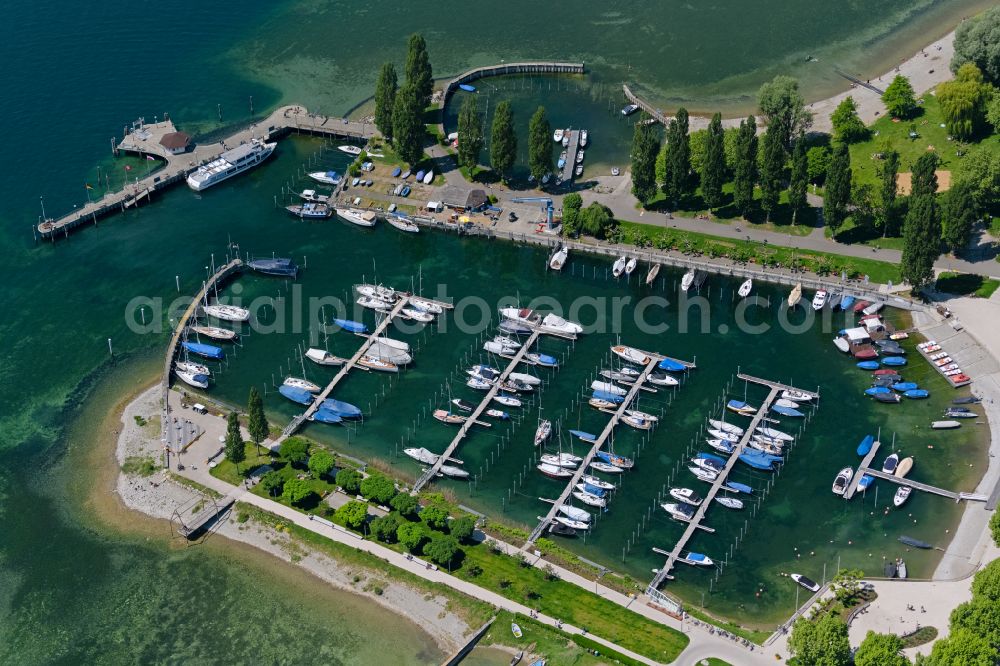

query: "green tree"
left=806, top=146, right=830, bottom=184
left=561, top=192, right=583, bottom=234
left=882, top=75, right=918, bottom=118
left=876, top=150, right=900, bottom=235
left=831, top=96, right=868, bottom=143
left=397, top=522, right=427, bottom=552
left=390, top=492, right=419, bottom=518
left=360, top=473, right=396, bottom=505
left=489, top=100, right=516, bottom=180
left=732, top=115, right=758, bottom=216
left=950, top=598, right=1000, bottom=648
left=246, top=386, right=268, bottom=457
left=854, top=631, right=908, bottom=666
left=788, top=614, right=851, bottom=666
left=830, top=568, right=865, bottom=605
left=335, top=468, right=363, bottom=494
left=449, top=516, right=476, bottom=542
left=224, top=412, right=245, bottom=474
left=654, top=140, right=668, bottom=185
left=404, top=33, right=433, bottom=105
left=578, top=202, right=615, bottom=239
left=955, top=142, right=1000, bottom=207
left=392, top=84, right=425, bottom=166
left=701, top=113, right=726, bottom=210
left=788, top=140, right=809, bottom=224
left=687, top=129, right=709, bottom=173
left=722, top=126, right=741, bottom=171
left=938, top=63, right=991, bottom=140
left=824, top=143, right=852, bottom=233
left=282, top=478, right=313, bottom=506
left=901, top=193, right=941, bottom=289
left=528, top=106, right=552, bottom=182
left=279, top=437, right=309, bottom=466
left=662, top=108, right=691, bottom=206
left=630, top=118, right=661, bottom=205
left=420, top=505, right=450, bottom=531
left=336, top=500, right=369, bottom=530
left=456, top=96, right=483, bottom=170
left=425, top=533, right=461, bottom=568
left=758, top=129, right=785, bottom=220
left=991, top=509, right=1000, bottom=546
left=911, top=152, right=940, bottom=198
left=307, top=449, right=335, bottom=479
left=971, top=558, right=1000, bottom=601
left=941, top=179, right=978, bottom=252
left=371, top=513, right=402, bottom=543
left=929, top=628, right=998, bottom=666
left=952, top=6, right=1000, bottom=83
left=757, top=75, right=812, bottom=147
left=988, top=92, right=1000, bottom=131
left=260, top=470, right=284, bottom=497
left=851, top=183, right=878, bottom=231
left=373, top=62, right=398, bottom=140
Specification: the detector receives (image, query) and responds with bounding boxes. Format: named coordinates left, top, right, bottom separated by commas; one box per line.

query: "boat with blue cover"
left=458, top=83, right=476, bottom=92
left=591, top=390, right=625, bottom=404
left=596, top=450, right=634, bottom=469
left=322, top=398, right=362, bottom=418
left=772, top=405, right=804, bottom=417
left=856, top=435, right=874, bottom=456
left=695, top=452, right=727, bottom=466
left=882, top=356, right=907, bottom=367
left=569, top=429, right=597, bottom=442
left=857, top=361, right=879, bottom=370
left=279, top=385, right=314, bottom=405
left=528, top=352, right=560, bottom=367
left=727, top=399, right=757, bottom=416
left=840, top=295, right=856, bottom=310
left=248, top=257, right=299, bottom=278
left=857, top=475, right=874, bottom=491
left=182, top=341, right=225, bottom=360
left=905, top=389, right=929, bottom=399
left=391, top=167, right=401, bottom=177
left=865, top=386, right=891, bottom=396
left=739, top=451, right=780, bottom=470
left=724, top=481, right=753, bottom=494
left=333, top=318, right=368, bottom=334
left=657, top=358, right=686, bottom=372
left=310, top=408, right=343, bottom=424
left=892, top=382, right=918, bottom=391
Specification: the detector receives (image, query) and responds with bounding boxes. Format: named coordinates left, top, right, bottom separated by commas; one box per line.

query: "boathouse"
left=159, top=131, right=192, bottom=155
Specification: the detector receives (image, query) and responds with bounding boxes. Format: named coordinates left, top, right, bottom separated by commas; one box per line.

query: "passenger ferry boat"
left=186, top=138, right=276, bottom=191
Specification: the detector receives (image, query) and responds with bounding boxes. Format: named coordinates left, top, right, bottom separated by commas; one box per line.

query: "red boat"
left=853, top=346, right=879, bottom=360
left=951, top=374, right=971, bottom=384
left=853, top=300, right=870, bottom=313
left=873, top=369, right=899, bottom=376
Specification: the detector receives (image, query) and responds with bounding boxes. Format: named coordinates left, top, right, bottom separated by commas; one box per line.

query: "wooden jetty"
left=526, top=349, right=668, bottom=545
left=622, top=84, right=669, bottom=126
left=854, top=468, right=988, bottom=503
left=37, top=105, right=377, bottom=242
left=560, top=129, right=581, bottom=183
left=442, top=61, right=584, bottom=109
left=649, top=376, right=819, bottom=590
left=412, top=330, right=544, bottom=492
left=842, top=439, right=882, bottom=500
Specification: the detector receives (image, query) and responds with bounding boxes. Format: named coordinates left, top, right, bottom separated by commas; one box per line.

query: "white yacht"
left=305, top=348, right=345, bottom=366
left=186, top=138, right=276, bottom=191
left=553, top=128, right=565, bottom=143
left=541, top=313, right=583, bottom=335
left=580, top=129, right=588, bottom=147
left=202, top=304, right=250, bottom=322
left=175, top=360, right=210, bottom=376
left=175, top=369, right=209, bottom=389
left=308, top=171, right=342, bottom=186
left=404, top=447, right=439, bottom=465
left=337, top=208, right=378, bottom=227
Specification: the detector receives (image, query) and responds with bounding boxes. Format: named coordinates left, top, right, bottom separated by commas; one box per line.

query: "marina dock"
left=37, top=106, right=376, bottom=241
left=842, top=439, right=882, bottom=499
left=648, top=376, right=819, bottom=590
left=853, top=467, right=988, bottom=503
left=412, top=330, right=544, bottom=492
left=560, top=130, right=581, bottom=183
left=526, top=349, right=668, bottom=545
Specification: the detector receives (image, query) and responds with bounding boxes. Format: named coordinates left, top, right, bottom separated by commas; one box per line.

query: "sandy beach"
left=113, top=386, right=473, bottom=654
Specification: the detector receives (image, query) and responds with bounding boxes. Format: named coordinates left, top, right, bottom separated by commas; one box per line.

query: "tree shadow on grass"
left=935, top=273, right=993, bottom=296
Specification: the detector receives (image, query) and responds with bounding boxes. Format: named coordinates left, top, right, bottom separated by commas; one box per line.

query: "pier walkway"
left=560, top=130, right=581, bottom=183
left=526, top=349, right=666, bottom=545
left=857, top=469, right=989, bottom=503
left=649, top=376, right=819, bottom=590
left=843, top=439, right=882, bottom=499
left=38, top=106, right=377, bottom=241
left=413, top=330, right=543, bottom=492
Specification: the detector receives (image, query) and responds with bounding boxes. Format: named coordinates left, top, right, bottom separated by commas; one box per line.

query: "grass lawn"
left=209, top=441, right=273, bottom=486
left=489, top=611, right=641, bottom=666
left=615, top=220, right=902, bottom=284
left=249, top=459, right=338, bottom=514
left=684, top=606, right=772, bottom=645
left=704, top=659, right=734, bottom=666
left=824, top=217, right=907, bottom=250
left=935, top=271, right=1000, bottom=298
left=901, top=625, right=938, bottom=649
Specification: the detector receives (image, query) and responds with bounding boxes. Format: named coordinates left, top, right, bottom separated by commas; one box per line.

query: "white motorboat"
left=308, top=171, right=342, bottom=186
left=715, top=496, right=744, bottom=509
left=493, top=394, right=522, bottom=407
left=484, top=340, right=519, bottom=355
left=537, top=462, right=573, bottom=479
left=831, top=466, right=853, bottom=495
left=305, top=348, right=345, bottom=366
left=833, top=337, right=850, bottom=353
left=812, top=289, right=828, bottom=310
left=368, top=342, right=412, bottom=365
left=581, top=129, right=588, bottom=146
left=706, top=438, right=735, bottom=454
left=708, top=419, right=744, bottom=436
left=386, top=214, right=420, bottom=233
left=624, top=257, right=637, bottom=276
left=508, top=372, right=539, bottom=385
left=356, top=283, right=399, bottom=303
left=491, top=335, right=522, bottom=350
left=573, top=490, right=606, bottom=508
left=423, top=170, right=434, bottom=184
left=689, top=466, right=719, bottom=482
left=646, top=263, right=661, bottom=285
left=622, top=414, right=654, bottom=430
left=554, top=515, right=590, bottom=530
left=690, top=457, right=723, bottom=474
left=404, top=447, right=439, bottom=464
left=931, top=420, right=961, bottom=429
left=404, top=297, right=441, bottom=315
left=590, top=381, right=627, bottom=396
left=176, top=361, right=210, bottom=376
left=781, top=389, right=813, bottom=402
left=611, top=345, right=651, bottom=365
left=337, top=208, right=378, bottom=227
left=466, top=376, right=493, bottom=390
left=338, top=145, right=363, bottom=155
left=788, top=283, right=803, bottom=307
left=681, top=552, right=714, bottom=567
left=625, top=409, right=658, bottom=423
left=357, top=295, right=390, bottom=311
left=284, top=377, right=321, bottom=392
left=707, top=428, right=739, bottom=443
left=358, top=356, right=398, bottom=373
left=893, top=486, right=912, bottom=507
left=590, top=461, right=623, bottom=474
left=738, top=279, right=753, bottom=298
left=541, top=313, right=583, bottom=335
left=549, top=245, right=569, bottom=271
left=202, top=304, right=250, bottom=322
left=791, top=573, right=820, bottom=593
left=612, top=256, right=627, bottom=278
left=557, top=504, right=591, bottom=523
left=401, top=308, right=434, bottom=323
left=581, top=475, right=615, bottom=491
left=661, top=502, right=696, bottom=522
left=540, top=453, right=579, bottom=469
left=882, top=453, right=899, bottom=474
left=681, top=269, right=695, bottom=292
left=534, top=419, right=553, bottom=446
left=755, top=426, right=793, bottom=442
left=439, top=465, right=469, bottom=478
left=669, top=487, right=703, bottom=506
left=190, top=325, right=237, bottom=341
left=186, top=138, right=276, bottom=191
left=647, top=373, right=679, bottom=387
left=553, top=128, right=565, bottom=143
left=298, top=189, right=330, bottom=203
left=576, top=149, right=584, bottom=163
left=175, top=369, right=209, bottom=389
left=774, top=398, right=800, bottom=409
